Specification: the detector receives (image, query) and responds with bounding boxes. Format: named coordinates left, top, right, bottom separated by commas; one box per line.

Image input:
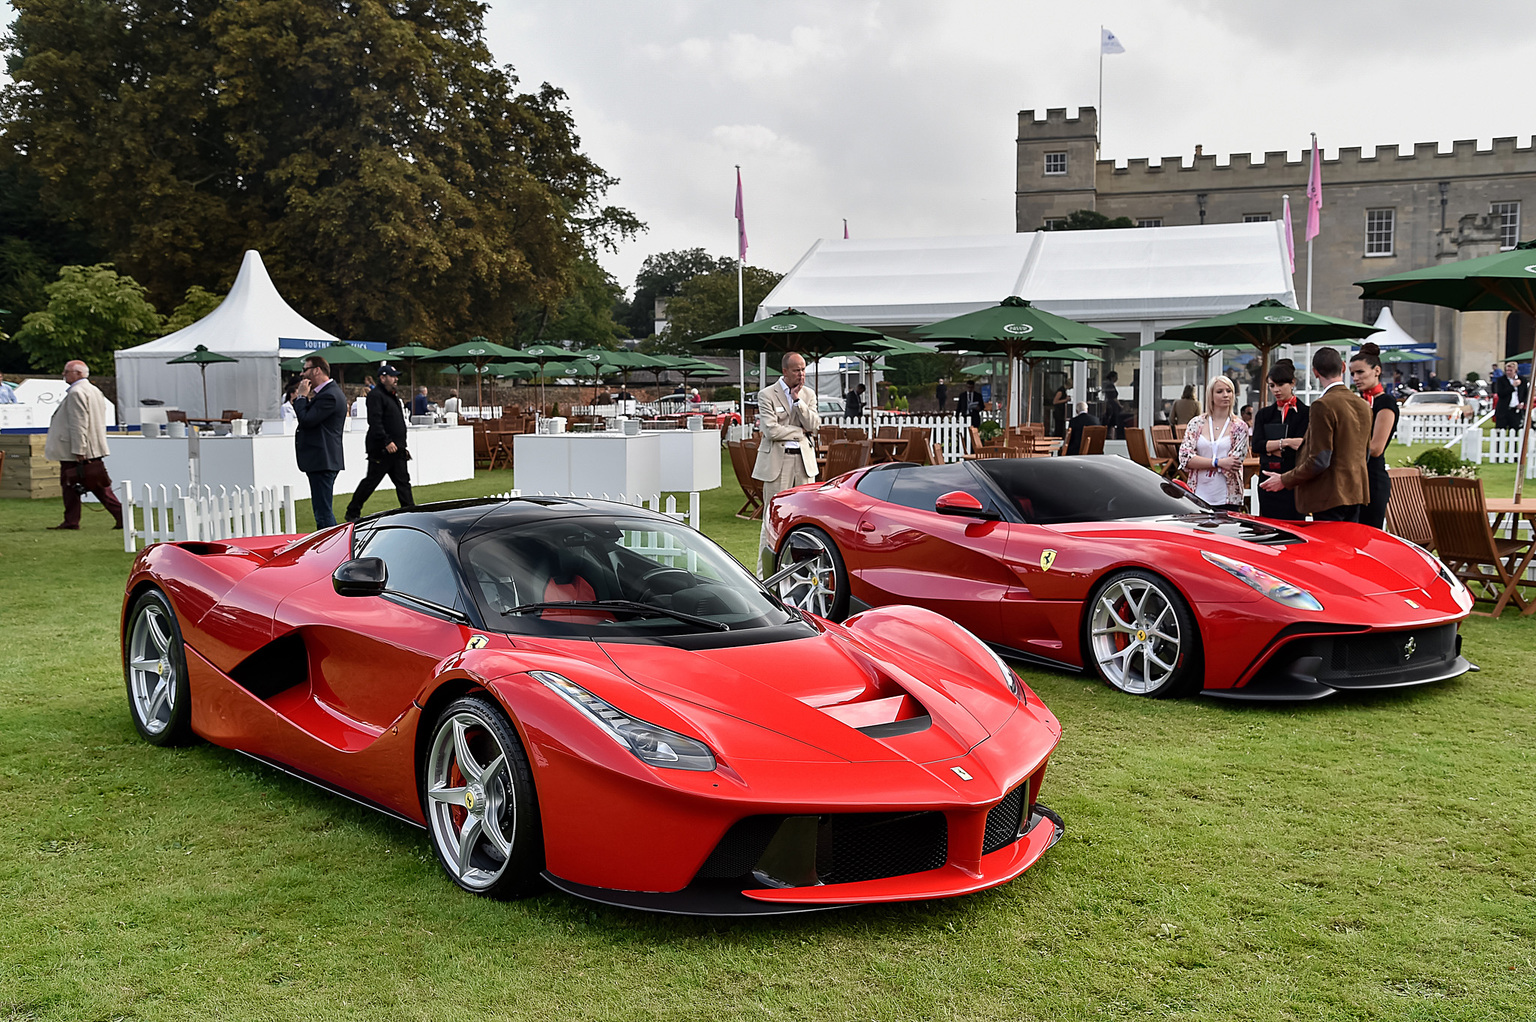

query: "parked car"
left=122, top=498, right=1064, bottom=914
left=1399, top=391, right=1475, bottom=420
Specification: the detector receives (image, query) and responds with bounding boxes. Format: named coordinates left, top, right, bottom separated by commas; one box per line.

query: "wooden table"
left=869, top=436, right=909, bottom=462
left=1479, top=497, right=1536, bottom=615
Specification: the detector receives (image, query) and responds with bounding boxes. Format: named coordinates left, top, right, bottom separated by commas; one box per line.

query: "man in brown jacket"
left=1260, top=347, right=1371, bottom=522
left=43, top=360, right=124, bottom=529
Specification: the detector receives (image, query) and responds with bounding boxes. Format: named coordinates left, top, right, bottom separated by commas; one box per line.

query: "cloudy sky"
left=491, top=0, right=1536, bottom=294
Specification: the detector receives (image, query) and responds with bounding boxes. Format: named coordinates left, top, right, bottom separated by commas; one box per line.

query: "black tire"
left=1084, top=569, right=1201, bottom=698
left=123, top=588, right=193, bottom=746
left=774, top=525, right=850, bottom=621
left=421, top=695, right=543, bottom=899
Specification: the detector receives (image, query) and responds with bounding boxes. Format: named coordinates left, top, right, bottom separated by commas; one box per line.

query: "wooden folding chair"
left=1124, top=428, right=1168, bottom=472
left=1081, top=425, right=1108, bottom=455
left=822, top=440, right=872, bottom=479
left=1384, top=467, right=1433, bottom=548
left=1422, top=476, right=1536, bottom=616
left=728, top=440, right=765, bottom=520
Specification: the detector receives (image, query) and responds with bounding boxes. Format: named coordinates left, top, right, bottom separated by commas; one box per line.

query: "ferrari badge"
left=465, top=635, right=489, bottom=650
left=951, top=767, right=973, bottom=781
left=1040, top=549, right=1057, bottom=572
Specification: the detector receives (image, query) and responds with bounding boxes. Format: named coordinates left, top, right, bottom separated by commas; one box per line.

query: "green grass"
left=1, top=447, right=1533, bottom=1020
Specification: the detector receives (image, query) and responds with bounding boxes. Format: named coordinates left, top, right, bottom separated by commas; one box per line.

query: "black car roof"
left=356, top=496, right=678, bottom=544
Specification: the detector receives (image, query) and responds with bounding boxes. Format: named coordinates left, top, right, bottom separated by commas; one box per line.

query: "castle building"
left=1016, top=107, right=1536, bottom=381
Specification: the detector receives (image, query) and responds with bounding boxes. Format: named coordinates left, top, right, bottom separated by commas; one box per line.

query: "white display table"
left=107, top=423, right=473, bottom=497
left=655, top=429, right=722, bottom=491
left=515, top=431, right=662, bottom=497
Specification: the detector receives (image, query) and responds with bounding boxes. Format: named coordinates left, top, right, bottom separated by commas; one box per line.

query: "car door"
left=848, top=463, right=1011, bottom=641
left=275, top=525, right=471, bottom=734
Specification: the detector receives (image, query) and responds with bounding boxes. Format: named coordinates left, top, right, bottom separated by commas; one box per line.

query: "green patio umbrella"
left=1359, top=242, right=1536, bottom=500
left=825, top=334, right=935, bottom=428
left=1159, top=299, right=1380, bottom=404
left=915, top=297, right=1115, bottom=425
left=1367, top=347, right=1436, bottom=364
left=385, top=343, right=438, bottom=392
left=165, top=344, right=238, bottom=418
left=425, top=338, right=523, bottom=413
left=696, top=308, right=886, bottom=357
left=1132, top=336, right=1235, bottom=394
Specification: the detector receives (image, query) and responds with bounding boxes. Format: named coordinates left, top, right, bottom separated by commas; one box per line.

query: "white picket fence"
left=1452, top=428, right=1536, bottom=477
left=1401, top=411, right=1489, bottom=446
left=120, top=480, right=298, bottom=552
left=818, top=413, right=992, bottom=462
left=486, top=488, right=700, bottom=531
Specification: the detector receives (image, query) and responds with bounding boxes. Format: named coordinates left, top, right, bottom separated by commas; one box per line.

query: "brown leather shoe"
left=48, top=523, right=80, bottom=530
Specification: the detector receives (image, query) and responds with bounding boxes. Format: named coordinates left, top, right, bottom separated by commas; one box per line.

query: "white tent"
left=1368, top=305, right=1430, bottom=348
left=758, top=222, right=1296, bottom=425
left=114, top=250, right=337, bottom=424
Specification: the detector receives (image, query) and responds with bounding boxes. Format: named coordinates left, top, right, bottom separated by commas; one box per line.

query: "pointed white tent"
left=1368, top=305, right=1430, bottom=348
left=114, top=250, right=337, bottom=424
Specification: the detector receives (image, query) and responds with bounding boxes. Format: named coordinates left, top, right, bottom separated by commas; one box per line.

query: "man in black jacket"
left=292, top=355, right=348, bottom=529
left=1064, top=402, right=1100, bottom=455
left=1494, top=361, right=1528, bottom=430
left=345, top=364, right=414, bottom=522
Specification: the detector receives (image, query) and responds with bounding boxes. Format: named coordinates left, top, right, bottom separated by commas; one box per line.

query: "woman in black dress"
left=1250, top=359, right=1309, bottom=520
left=1349, top=342, right=1399, bottom=529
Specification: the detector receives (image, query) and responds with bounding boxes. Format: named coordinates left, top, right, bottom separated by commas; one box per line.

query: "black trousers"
left=1311, top=504, right=1362, bottom=523
left=345, top=451, right=414, bottom=520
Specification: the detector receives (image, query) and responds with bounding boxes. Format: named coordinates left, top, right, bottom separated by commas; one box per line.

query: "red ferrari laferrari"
left=121, top=497, right=1063, bottom=915
left=765, top=457, right=1475, bottom=700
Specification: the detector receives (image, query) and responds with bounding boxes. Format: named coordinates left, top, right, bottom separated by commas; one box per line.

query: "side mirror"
left=935, top=490, right=999, bottom=520
left=333, top=556, right=388, bottom=597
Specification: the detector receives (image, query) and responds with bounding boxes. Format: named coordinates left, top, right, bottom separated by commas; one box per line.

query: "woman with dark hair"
left=1349, top=342, right=1399, bottom=529
left=1250, top=359, right=1309, bottom=520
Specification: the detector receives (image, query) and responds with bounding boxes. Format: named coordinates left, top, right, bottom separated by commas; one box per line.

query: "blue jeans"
left=307, top=470, right=339, bottom=529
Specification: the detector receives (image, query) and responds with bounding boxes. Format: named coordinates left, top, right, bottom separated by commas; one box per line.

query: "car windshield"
left=460, top=514, right=802, bottom=639
left=975, top=456, right=1208, bottom=524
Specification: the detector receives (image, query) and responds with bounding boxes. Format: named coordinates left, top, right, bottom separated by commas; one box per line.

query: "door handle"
left=858, top=521, right=875, bottom=532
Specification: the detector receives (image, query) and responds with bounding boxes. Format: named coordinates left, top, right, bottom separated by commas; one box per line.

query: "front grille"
left=1334, top=624, right=1456, bottom=678
left=982, top=783, right=1028, bottom=854
left=695, top=816, right=782, bottom=879
left=816, top=812, right=948, bottom=884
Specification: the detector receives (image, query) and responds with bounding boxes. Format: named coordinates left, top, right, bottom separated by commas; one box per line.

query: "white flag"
left=1101, top=28, right=1125, bottom=54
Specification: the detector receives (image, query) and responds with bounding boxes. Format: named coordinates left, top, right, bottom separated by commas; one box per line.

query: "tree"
left=513, top=252, right=626, bottom=349
left=1045, top=210, right=1136, bottom=231
left=12, top=264, right=162, bottom=373
left=660, top=265, right=783, bottom=348
left=620, top=248, right=734, bottom=338
left=1, top=0, right=640, bottom=345
left=160, top=286, right=226, bottom=336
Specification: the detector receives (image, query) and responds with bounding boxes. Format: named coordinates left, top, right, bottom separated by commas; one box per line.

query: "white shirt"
left=1192, top=415, right=1236, bottom=506
left=779, top=378, right=803, bottom=449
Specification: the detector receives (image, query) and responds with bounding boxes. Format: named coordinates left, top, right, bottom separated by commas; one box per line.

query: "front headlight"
left=532, top=671, right=717, bottom=771
left=1407, top=542, right=1464, bottom=594
left=973, top=632, right=1022, bottom=698
left=1201, top=551, right=1324, bottom=612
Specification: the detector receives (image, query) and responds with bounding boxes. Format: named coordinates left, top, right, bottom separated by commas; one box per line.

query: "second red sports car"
left=766, top=457, right=1474, bottom=700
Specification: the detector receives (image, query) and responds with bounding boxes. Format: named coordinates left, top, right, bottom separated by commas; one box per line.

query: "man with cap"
left=344, top=364, right=414, bottom=522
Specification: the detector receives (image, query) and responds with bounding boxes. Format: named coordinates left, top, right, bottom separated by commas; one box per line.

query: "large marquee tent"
left=756, top=222, right=1297, bottom=425
left=114, top=250, right=337, bottom=425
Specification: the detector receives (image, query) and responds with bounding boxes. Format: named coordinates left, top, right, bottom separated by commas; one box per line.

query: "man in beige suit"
left=44, top=359, right=123, bottom=530
left=752, top=350, right=819, bottom=573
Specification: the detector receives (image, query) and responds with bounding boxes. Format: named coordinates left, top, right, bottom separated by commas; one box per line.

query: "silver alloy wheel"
left=425, top=708, right=517, bottom=892
left=127, top=603, right=178, bottom=735
left=776, top=531, right=840, bottom=618
left=1089, top=575, right=1184, bottom=695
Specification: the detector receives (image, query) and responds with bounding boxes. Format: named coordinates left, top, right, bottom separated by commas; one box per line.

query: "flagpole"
left=1097, top=26, right=1104, bottom=155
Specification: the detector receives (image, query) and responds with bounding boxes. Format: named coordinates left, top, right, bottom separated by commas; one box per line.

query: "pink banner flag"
left=1305, top=136, right=1322, bottom=242
left=843, top=218, right=849, bottom=239
left=734, top=168, right=748, bottom=262
left=1282, top=194, right=1296, bottom=273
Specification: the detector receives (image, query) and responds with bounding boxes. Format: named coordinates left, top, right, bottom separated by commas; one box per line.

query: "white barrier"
left=486, top=488, right=700, bottom=531
left=120, top=480, right=297, bottom=552
left=818, top=413, right=997, bottom=462
left=1454, top=428, right=1536, bottom=477
left=1401, top=411, right=1486, bottom=446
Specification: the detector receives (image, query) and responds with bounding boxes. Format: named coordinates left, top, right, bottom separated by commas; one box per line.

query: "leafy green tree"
left=620, top=248, right=735, bottom=338
left=160, top=286, right=226, bottom=336
left=660, top=265, right=783, bottom=348
left=12, top=263, right=162, bottom=373
left=1, top=0, right=640, bottom=345
left=1044, top=210, right=1136, bottom=231
left=514, top=253, right=626, bottom=349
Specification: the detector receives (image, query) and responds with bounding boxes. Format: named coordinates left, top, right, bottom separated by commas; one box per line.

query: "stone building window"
left=1365, top=209, right=1395, bottom=256
left=1243, top=214, right=1270, bottom=222
left=1043, top=152, right=1067, bottom=176
left=1362, top=299, right=1392, bottom=325
left=1042, top=218, right=1066, bottom=230
left=1491, top=201, right=1521, bottom=250
left=1136, top=218, right=1162, bottom=228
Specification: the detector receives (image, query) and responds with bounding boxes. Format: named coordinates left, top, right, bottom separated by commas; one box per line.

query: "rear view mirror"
left=935, top=490, right=999, bottom=520
left=333, top=557, right=388, bottom=596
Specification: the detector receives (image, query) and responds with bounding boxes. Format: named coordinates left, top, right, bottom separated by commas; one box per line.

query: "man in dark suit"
left=292, top=355, right=348, bottom=529
left=957, top=380, right=985, bottom=427
left=1064, top=402, right=1100, bottom=455
left=1494, top=361, right=1527, bottom=430
left=344, top=364, right=414, bottom=522
left=1261, top=347, right=1371, bottom=521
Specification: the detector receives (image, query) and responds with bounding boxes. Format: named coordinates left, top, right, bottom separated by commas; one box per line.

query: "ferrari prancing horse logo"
left=1040, top=549, right=1058, bottom=572
left=465, top=635, right=489, bottom=650
left=951, top=767, right=973, bottom=781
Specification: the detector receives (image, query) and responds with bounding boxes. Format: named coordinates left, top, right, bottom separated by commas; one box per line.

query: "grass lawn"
left=1, top=446, right=1533, bottom=1021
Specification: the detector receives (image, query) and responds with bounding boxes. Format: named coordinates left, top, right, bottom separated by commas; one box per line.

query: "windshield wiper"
left=499, top=599, right=730, bottom=631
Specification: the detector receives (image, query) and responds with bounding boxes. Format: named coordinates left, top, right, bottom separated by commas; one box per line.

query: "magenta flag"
left=1305, top=136, right=1322, bottom=242
left=1282, top=194, right=1296, bottom=273
left=734, top=168, right=748, bottom=261
left=843, top=218, right=849, bottom=239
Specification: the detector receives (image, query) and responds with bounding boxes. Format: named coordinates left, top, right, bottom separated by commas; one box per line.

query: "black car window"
left=884, top=463, right=993, bottom=513
left=854, top=465, right=897, bottom=503
left=359, top=527, right=464, bottom=612
left=976, top=456, right=1200, bottom=523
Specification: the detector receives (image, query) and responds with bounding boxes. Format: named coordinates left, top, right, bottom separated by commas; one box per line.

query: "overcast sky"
left=492, top=0, right=1536, bottom=295
left=6, top=1, right=1535, bottom=300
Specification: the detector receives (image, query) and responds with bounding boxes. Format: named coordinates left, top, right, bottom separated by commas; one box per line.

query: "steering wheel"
left=638, top=566, right=695, bottom=600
